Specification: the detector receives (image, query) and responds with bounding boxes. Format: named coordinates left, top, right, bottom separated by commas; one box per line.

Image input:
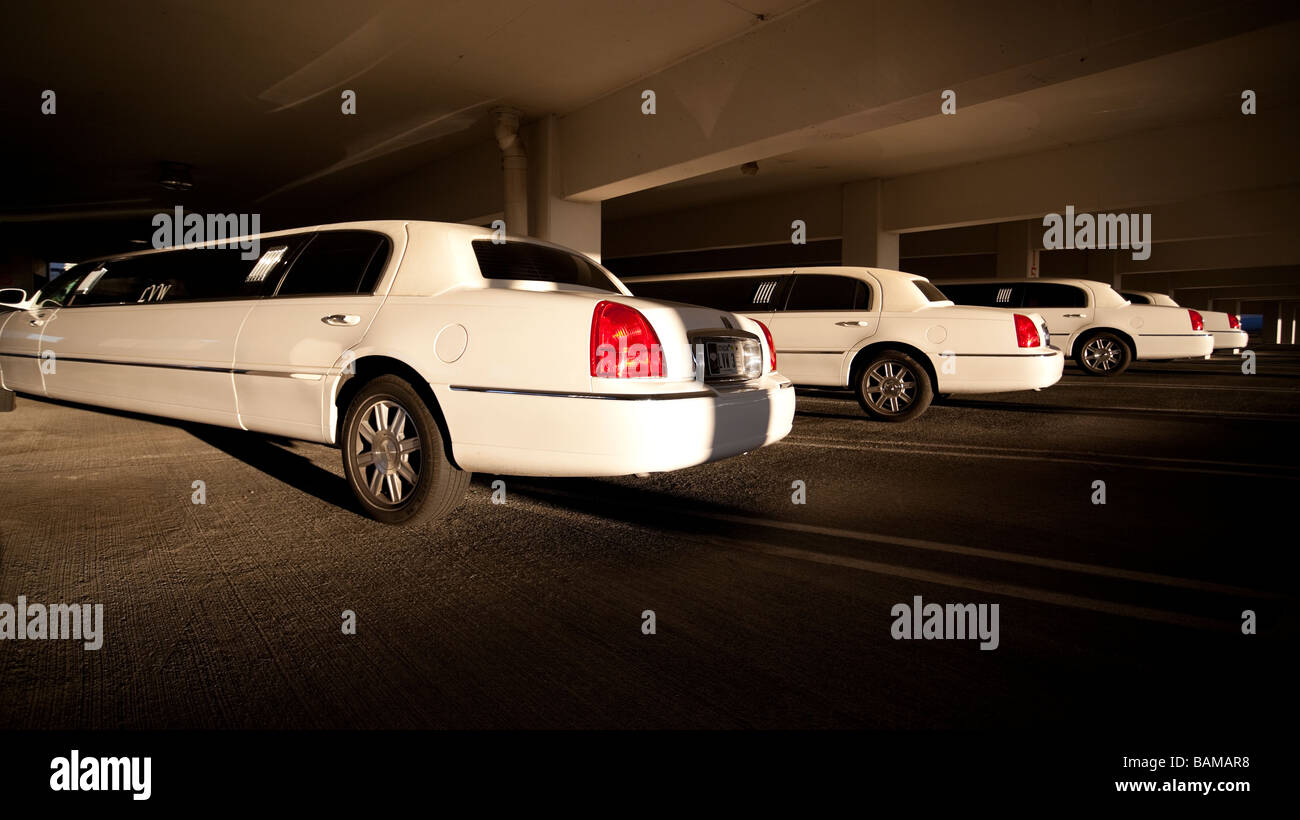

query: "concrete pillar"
left=526, top=115, right=602, bottom=260
left=996, top=220, right=1036, bottom=278
left=493, top=107, right=529, bottom=238
left=842, top=180, right=898, bottom=269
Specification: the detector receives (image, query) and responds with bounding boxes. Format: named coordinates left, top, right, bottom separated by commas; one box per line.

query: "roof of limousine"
left=621, top=266, right=947, bottom=310
left=70, top=219, right=582, bottom=264
left=939, top=276, right=1118, bottom=290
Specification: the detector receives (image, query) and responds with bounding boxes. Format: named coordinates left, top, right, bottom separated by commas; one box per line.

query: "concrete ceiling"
left=604, top=19, right=1300, bottom=220
left=0, top=0, right=808, bottom=219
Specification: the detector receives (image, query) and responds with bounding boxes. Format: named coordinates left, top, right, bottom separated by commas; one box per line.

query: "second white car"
left=624, top=267, right=1063, bottom=422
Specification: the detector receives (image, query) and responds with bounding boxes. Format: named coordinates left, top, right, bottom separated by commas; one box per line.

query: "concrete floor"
left=1, top=352, right=1295, bottom=729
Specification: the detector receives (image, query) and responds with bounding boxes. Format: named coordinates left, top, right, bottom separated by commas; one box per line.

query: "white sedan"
left=1120, top=290, right=1248, bottom=353
left=0, top=221, right=795, bottom=524
left=624, top=267, right=1063, bottom=422
left=936, top=278, right=1214, bottom=376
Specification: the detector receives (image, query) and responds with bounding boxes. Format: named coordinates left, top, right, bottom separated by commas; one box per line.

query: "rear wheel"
left=1075, top=332, right=1132, bottom=376
left=853, top=350, right=933, bottom=422
left=341, top=375, right=469, bottom=525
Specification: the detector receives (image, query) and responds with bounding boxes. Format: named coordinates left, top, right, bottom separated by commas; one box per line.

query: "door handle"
left=321, top=314, right=361, bottom=327
left=835, top=320, right=869, bottom=327
left=29, top=318, right=44, bottom=327
left=1062, top=313, right=1086, bottom=318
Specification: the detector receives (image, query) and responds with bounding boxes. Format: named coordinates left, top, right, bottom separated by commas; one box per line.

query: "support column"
left=494, top=107, right=529, bottom=238
left=842, top=180, right=899, bottom=269
left=996, top=220, right=1037, bottom=278
left=526, top=115, right=602, bottom=260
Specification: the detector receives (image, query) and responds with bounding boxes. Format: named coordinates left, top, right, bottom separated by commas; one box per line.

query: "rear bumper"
left=435, top=374, right=795, bottom=477
left=932, top=350, right=1064, bottom=394
left=1209, top=329, right=1248, bottom=350
left=1135, top=333, right=1214, bottom=359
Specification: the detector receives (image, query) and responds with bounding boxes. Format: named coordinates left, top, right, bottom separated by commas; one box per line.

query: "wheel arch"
left=846, top=340, right=938, bottom=391
left=332, top=355, right=461, bottom=470
left=1075, top=325, right=1136, bottom=358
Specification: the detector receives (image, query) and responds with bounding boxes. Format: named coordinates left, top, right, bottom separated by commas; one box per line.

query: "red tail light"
left=1229, top=313, right=1241, bottom=329
left=1013, top=314, right=1041, bottom=348
left=1188, top=309, right=1204, bottom=331
left=754, top=319, right=777, bottom=372
left=590, top=301, right=665, bottom=378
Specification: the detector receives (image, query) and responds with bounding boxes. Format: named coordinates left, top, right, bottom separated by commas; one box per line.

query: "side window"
left=276, top=231, right=391, bottom=297
left=936, top=283, right=1023, bottom=307
left=69, top=258, right=148, bottom=306
left=782, top=275, right=870, bottom=312
left=69, top=248, right=277, bottom=306
left=34, top=266, right=87, bottom=307
left=629, top=276, right=788, bottom=313
left=1024, top=283, right=1088, bottom=308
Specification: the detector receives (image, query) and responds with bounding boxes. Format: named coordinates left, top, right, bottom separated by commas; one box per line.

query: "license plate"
left=706, top=341, right=741, bottom=377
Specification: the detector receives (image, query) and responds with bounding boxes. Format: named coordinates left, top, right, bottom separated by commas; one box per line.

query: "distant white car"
left=936, top=278, right=1213, bottom=376
left=1119, top=290, right=1247, bottom=352
left=0, top=221, right=795, bottom=524
left=624, top=267, right=1063, bottom=422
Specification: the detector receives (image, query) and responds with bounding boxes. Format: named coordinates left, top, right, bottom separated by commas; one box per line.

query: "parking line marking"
left=711, top=536, right=1231, bottom=632
left=515, top=493, right=1234, bottom=632
left=781, top=436, right=1300, bottom=481
left=785, top=434, right=1294, bottom=472
left=517, top=486, right=1274, bottom=599
left=1053, top=381, right=1300, bottom=393
left=795, top=393, right=1300, bottom=421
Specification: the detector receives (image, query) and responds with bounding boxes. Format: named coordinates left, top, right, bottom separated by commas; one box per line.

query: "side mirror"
left=0, top=288, right=29, bottom=307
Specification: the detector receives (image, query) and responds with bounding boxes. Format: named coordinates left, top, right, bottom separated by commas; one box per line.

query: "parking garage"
left=0, top=0, right=1295, bottom=800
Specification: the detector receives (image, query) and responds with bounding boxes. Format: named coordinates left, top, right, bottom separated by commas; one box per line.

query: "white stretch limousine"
left=0, top=221, right=794, bottom=524
left=624, top=267, right=1063, bottom=422
left=1120, top=290, right=1248, bottom=353
left=935, top=278, right=1214, bottom=376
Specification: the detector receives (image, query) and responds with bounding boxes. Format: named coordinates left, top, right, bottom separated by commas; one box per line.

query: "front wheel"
left=854, top=350, right=933, bottom=422
left=1075, top=332, right=1132, bottom=376
left=341, top=375, right=470, bottom=525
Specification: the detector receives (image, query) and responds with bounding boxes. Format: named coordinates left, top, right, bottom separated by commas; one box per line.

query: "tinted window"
left=277, top=231, right=390, bottom=296
left=629, top=275, right=787, bottom=312
left=70, top=247, right=277, bottom=306
left=472, top=240, right=619, bottom=293
left=1120, top=292, right=1151, bottom=304
left=783, top=275, right=871, bottom=311
left=913, top=280, right=950, bottom=302
left=935, top=283, right=1023, bottom=307
left=32, top=265, right=86, bottom=306
left=1023, top=282, right=1088, bottom=308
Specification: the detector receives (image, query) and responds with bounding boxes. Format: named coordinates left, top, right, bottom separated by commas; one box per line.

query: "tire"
left=1075, top=331, right=1132, bottom=376
left=853, top=350, right=933, bottom=422
left=341, top=375, right=470, bottom=525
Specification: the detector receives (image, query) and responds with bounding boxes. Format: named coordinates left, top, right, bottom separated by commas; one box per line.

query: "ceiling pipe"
left=493, top=107, right=528, bottom=237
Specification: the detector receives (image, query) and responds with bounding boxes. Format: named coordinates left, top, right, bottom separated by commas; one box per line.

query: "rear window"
left=913, top=280, right=950, bottom=302
left=1024, top=282, right=1088, bottom=308
left=1120, top=292, right=1150, bottom=304
left=277, top=231, right=390, bottom=296
left=472, top=240, right=619, bottom=293
left=784, top=274, right=871, bottom=311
